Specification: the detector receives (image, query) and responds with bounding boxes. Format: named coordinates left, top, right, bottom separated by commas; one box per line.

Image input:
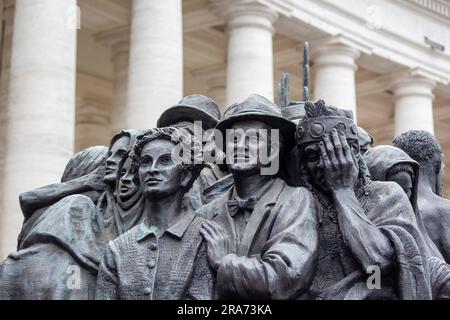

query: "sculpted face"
left=104, top=135, right=130, bottom=185
left=386, top=169, right=414, bottom=199
left=303, top=139, right=359, bottom=194
left=138, top=139, right=185, bottom=199
left=226, top=120, right=278, bottom=175
left=118, top=158, right=139, bottom=202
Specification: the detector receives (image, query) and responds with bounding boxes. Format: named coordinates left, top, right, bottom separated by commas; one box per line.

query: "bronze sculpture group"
left=1, top=90, right=450, bottom=300
left=1, top=40, right=450, bottom=299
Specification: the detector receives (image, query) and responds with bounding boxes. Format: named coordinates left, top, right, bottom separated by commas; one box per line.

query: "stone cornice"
left=276, top=0, right=450, bottom=86
left=399, top=0, right=450, bottom=23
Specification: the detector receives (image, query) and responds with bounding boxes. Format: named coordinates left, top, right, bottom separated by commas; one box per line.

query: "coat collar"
left=212, top=178, right=286, bottom=256
left=136, top=211, right=196, bottom=242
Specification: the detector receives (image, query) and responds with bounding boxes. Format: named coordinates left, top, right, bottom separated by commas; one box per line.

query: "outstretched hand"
left=200, top=221, right=231, bottom=271
left=318, top=129, right=359, bottom=191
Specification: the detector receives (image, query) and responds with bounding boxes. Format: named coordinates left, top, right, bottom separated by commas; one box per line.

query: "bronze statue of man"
left=296, top=100, right=433, bottom=299
left=95, top=127, right=215, bottom=300
left=393, top=130, right=450, bottom=263
left=197, top=94, right=319, bottom=300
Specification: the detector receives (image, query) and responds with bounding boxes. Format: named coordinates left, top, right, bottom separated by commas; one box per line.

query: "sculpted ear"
left=180, top=170, right=193, bottom=189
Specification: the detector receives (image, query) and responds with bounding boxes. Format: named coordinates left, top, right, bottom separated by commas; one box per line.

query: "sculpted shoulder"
left=369, top=180, right=409, bottom=203
left=195, top=193, right=228, bottom=220
left=419, top=193, right=450, bottom=221
left=107, top=224, right=141, bottom=254
left=281, top=185, right=314, bottom=199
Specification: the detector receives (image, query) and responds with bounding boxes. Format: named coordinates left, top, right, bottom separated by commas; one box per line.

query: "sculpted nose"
left=148, top=162, right=159, bottom=174
left=106, top=157, right=115, bottom=166
left=317, top=157, right=324, bottom=169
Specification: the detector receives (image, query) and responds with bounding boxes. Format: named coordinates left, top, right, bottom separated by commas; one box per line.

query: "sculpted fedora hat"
left=216, top=94, right=296, bottom=151
left=157, top=94, right=221, bottom=130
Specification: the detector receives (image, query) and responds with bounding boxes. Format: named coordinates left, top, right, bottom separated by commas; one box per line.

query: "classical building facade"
left=0, top=0, right=449, bottom=258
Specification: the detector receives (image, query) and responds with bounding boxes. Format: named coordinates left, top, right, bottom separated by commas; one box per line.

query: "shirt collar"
left=136, top=211, right=196, bottom=242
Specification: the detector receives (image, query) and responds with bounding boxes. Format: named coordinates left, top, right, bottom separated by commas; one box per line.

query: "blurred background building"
left=0, top=0, right=449, bottom=258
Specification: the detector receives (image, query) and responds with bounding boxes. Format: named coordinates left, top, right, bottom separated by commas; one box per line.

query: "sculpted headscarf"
left=364, top=145, right=443, bottom=260
left=111, top=154, right=145, bottom=236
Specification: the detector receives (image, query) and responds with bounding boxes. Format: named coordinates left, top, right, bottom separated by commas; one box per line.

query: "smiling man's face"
left=226, top=120, right=276, bottom=175
left=138, top=139, right=184, bottom=199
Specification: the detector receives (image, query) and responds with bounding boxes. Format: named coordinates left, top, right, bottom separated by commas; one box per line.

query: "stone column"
left=1, top=0, right=77, bottom=258
left=95, top=27, right=130, bottom=134
left=0, top=0, right=14, bottom=254
left=75, top=97, right=112, bottom=152
left=127, top=0, right=183, bottom=129
left=392, top=74, right=436, bottom=136
left=313, top=41, right=360, bottom=119
left=211, top=0, right=278, bottom=105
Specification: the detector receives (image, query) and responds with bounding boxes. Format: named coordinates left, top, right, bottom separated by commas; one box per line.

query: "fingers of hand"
left=199, top=227, right=214, bottom=244
left=318, top=142, right=332, bottom=170
left=331, top=129, right=345, bottom=165
left=323, top=134, right=339, bottom=170
left=202, top=222, right=219, bottom=239
left=338, top=131, right=354, bottom=167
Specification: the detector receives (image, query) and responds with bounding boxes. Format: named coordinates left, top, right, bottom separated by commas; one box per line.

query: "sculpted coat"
left=196, top=178, right=319, bottom=300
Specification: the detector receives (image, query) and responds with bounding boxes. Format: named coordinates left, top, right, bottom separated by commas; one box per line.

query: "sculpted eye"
left=160, top=156, right=173, bottom=165
left=141, top=157, right=152, bottom=165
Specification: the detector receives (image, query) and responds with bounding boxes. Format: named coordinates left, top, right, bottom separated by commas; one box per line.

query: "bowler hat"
left=157, top=94, right=221, bottom=130
left=216, top=94, right=296, bottom=151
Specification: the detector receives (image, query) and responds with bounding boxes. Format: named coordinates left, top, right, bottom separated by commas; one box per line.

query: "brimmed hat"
left=216, top=94, right=296, bottom=151
left=157, top=94, right=221, bottom=130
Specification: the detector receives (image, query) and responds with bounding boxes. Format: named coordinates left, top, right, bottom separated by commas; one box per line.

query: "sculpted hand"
left=84, top=164, right=108, bottom=191
left=319, top=129, right=359, bottom=191
left=200, top=221, right=231, bottom=271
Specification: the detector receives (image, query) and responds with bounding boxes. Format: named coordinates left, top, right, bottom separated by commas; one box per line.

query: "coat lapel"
left=212, top=189, right=238, bottom=253
left=238, top=179, right=285, bottom=256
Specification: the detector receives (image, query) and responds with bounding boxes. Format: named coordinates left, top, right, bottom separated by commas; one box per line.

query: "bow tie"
left=227, top=198, right=257, bottom=216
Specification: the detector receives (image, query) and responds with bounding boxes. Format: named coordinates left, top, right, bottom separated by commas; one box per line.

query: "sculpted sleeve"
left=95, top=242, right=119, bottom=300
left=186, top=242, right=216, bottom=300
left=216, top=187, right=319, bottom=299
